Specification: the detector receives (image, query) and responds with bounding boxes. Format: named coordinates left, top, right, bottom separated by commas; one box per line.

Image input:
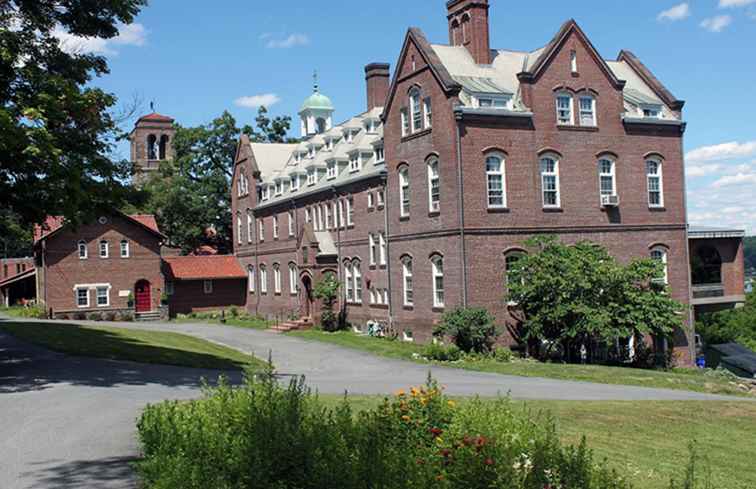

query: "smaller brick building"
left=0, top=257, right=36, bottom=307
left=163, top=255, right=247, bottom=316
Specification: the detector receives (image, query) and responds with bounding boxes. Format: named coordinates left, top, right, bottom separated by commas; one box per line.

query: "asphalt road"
left=0, top=316, right=749, bottom=488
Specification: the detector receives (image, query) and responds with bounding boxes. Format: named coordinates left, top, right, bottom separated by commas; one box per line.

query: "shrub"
left=423, top=342, right=463, bottom=362
left=492, top=345, right=514, bottom=363
left=136, top=371, right=636, bottom=489
left=229, top=306, right=240, bottom=318
left=313, top=272, right=341, bottom=332
left=16, top=304, right=46, bottom=319
left=434, top=307, right=499, bottom=354
left=86, top=312, right=102, bottom=321
left=104, top=311, right=117, bottom=322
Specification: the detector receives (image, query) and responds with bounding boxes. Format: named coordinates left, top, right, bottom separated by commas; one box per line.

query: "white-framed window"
left=247, top=212, right=253, bottom=243
left=505, top=251, right=526, bottom=290
left=305, top=208, right=311, bottom=224
left=76, top=287, right=89, bottom=308
left=166, top=281, right=175, bottom=296
left=260, top=265, right=268, bottom=294
left=423, top=97, right=432, bottom=128
left=410, top=88, right=422, bottom=132
left=642, top=105, right=662, bottom=118
left=651, top=247, right=669, bottom=285
left=273, top=264, right=281, bottom=294
left=78, top=240, right=87, bottom=260
left=367, top=192, right=375, bottom=209
left=258, top=219, right=265, bottom=242
left=248, top=265, right=255, bottom=293
left=332, top=202, right=339, bottom=228
left=353, top=261, right=363, bottom=304
left=349, top=152, right=360, bottom=173
left=646, top=159, right=664, bottom=207
left=399, top=167, right=410, bottom=217
left=556, top=93, right=573, bottom=125
left=374, top=147, right=385, bottom=163
left=237, top=214, right=243, bottom=244
left=431, top=255, right=444, bottom=308
left=273, top=216, right=279, bottom=239
left=261, top=185, right=270, bottom=201
left=338, top=200, right=345, bottom=229
left=289, top=263, right=298, bottom=295
left=290, top=175, right=300, bottom=192
left=382, top=288, right=389, bottom=305
left=203, top=280, right=213, bottom=294
left=369, top=234, right=376, bottom=266
left=325, top=205, right=332, bottom=229
left=379, top=233, right=386, bottom=266
left=369, top=288, right=376, bottom=305
left=427, top=158, right=440, bottom=212
left=570, top=50, right=578, bottom=73
left=345, top=130, right=354, bottom=144
left=344, top=262, right=354, bottom=302
left=540, top=156, right=561, bottom=208
left=307, top=168, right=316, bottom=186
left=327, top=161, right=337, bottom=179
left=579, top=95, right=596, bottom=126
left=477, top=96, right=511, bottom=109
left=96, top=286, right=109, bottom=307
left=99, top=240, right=109, bottom=259
left=377, top=189, right=385, bottom=208
left=347, top=197, right=354, bottom=227
left=402, top=256, right=413, bottom=306
left=401, top=108, right=410, bottom=137
left=120, top=240, right=129, bottom=258
left=598, top=158, right=616, bottom=197
left=485, top=153, right=506, bottom=208
left=317, top=205, right=324, bottom=231
left=288, top=210, right=295, bottom=237
left=275, top=180, right=283, bottom=196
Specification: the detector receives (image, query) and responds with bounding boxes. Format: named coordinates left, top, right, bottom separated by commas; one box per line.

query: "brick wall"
left=168, top=278, right=246, bottom=316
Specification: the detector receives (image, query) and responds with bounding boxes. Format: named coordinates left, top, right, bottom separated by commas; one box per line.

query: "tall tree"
left=0, top=0, right=147, bottom=228
left=130, top=108, right=295, bottom=253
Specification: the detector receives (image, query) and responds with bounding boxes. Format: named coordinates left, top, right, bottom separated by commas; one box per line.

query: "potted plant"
left=160, top=292, right=169, bottom=306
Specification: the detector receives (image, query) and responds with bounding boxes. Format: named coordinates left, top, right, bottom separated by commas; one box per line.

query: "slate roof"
left=163, top=255, right=246, bottom=281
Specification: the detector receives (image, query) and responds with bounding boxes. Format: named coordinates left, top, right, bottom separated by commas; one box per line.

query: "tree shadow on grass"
left=22, top=456, right=139, bottom=489
left=0, top=324, right=244, bottom=394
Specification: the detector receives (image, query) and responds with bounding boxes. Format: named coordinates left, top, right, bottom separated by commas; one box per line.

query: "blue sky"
left=60, top=1, right=756, bottom=233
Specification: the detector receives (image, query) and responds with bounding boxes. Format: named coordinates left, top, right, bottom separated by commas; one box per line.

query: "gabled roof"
left=616, top=50, right=684, bottom=111
left=163, top=255, right=246, bottom=281
left=249, top=142, right=299, bottom=180
left=137, top=112, right=174, bottom=123
left=34, top=213, right=164, bottom=244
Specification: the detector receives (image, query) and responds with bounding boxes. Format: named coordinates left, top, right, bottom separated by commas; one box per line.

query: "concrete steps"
left=135, top=311, right=161, bottom=322
left=268, top=317, right=314, bottom=333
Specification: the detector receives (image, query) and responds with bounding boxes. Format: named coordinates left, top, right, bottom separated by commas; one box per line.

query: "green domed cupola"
left=299, top=72, right=334, bottom=136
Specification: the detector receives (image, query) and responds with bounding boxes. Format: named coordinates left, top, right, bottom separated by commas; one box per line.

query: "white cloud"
left=700, top=15, right=733, bottom=32
left=712, top=172, right=756, bottom=187
left=719, top=0, right=756, bottom=7
left=265, top=33, right=310, bottom=49
left=686, top=141, right=756, bottom=163
left=53, top=22, right=147, bottom=55
left=234, top=94, right=281, bottom=109
left=657, top=3, right=691, bottom=21
left=687, top=163, right=723, bottom=177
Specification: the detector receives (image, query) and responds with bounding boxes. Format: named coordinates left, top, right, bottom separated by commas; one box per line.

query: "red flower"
left=440, top=449, right=451, bottom=458
left=485, top=458, right=494, bottom=466
left=430, top=427, right=443, bottom=437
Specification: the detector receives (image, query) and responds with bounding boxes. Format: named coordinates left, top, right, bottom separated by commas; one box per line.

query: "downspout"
left=332, top=186, right=344, bottom=306
left=381, top=170, right=393, bottom=330
left=291, top=198, right=299, bottom=314
left=454, top=109, right=468, bottom=307
left=254, top=211, right=260, bottom=317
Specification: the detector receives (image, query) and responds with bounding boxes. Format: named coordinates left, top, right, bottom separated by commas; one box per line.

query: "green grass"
left=173, top=313, right=271, bottom=330
left=289, top=329, right=753, bottom=397
left=0, top=305, right=45, bottom=319
left=0, top=321, right=266, bottom=371
left=316, top=395, right=756, bottom=489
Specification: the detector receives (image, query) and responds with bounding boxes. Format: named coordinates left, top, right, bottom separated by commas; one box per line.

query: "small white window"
left=203, top=280, right=213, bottom=294
left=290, top=175, right=300, bottom=192
left=570, top=50, right=578, bottom=73
left=353, top=261, right=363, bottom=304
left=379, top=233, right=387, bottom=266
left=78, top=241, right=87, bottom=260
left=346, top=197, right=354, bottom=227
left=651, top=247, right=669, bottom=285
left=374, top=147, right=385, bottom=163
left=76, top=288, right=89, bottom=308
left=258, top=219, right=265, bottom=242
left=642, top=106, right=662, bottom=118
left=598, top=158, right=616, bottom=197
left=399, top=167, right=410, bottom=217
left=382, top=288, right=389, bottom=305
left=431, top=255, right=444, bottom=308
left=307, top=168, right=316, bottom=186
left=647, top=159, right=664, bottom=208
left=99, top=240, right=109, bottom=259
left=289, top=263, right=298, bottom=295
left=377, top=189, right=385, bottom=207
left=540, top=156, right=561, bottom=208
left=427, top=158, right=440, bottom=212
left=237, top=214, right=243, bottom=244
left=288, top=211, right=295, bottom=237
left=486, top=154, right=506, bottom=208
left=423, top=97, right=432, bottom=128
left=248, top=266, right=255, bottom=293
left=368, top=192, right=375, bottom=209
left=556, top=94, right=573, bottom=125
left=96, top=286, right=109, bottom=307
left=345, top=130, right=353, bottom=144
left=338, top=200, right=345, bottom=229
left=120, top=240, right=129, bottom=258
left=401, top=109, right=409, bottom=137
left=369, top=234, right=376, bottom=266
left=275, top=180, right=282, bottom=196
left=305, top=208, right=311, bottom=224
left=344, top=262, right=353, bottom=302
left=260, top=265, right=268, bottom=294
left=327, top=161, right=337, bottom=179
left=317, top=205, right=324, bottom=231
left=349, top=153, right=360, bottom=173
left=579, top=96, right=596, bottom=126
left=402, top=257, right=413, bottom=306
left=332, top=202, right=339, bottom=228
left=273, top=264, right=281, bottom=294
left=325, top=205, right=332, bottom=229
left=410, top=88, right=422, bottom=132
left=273, top=216, right=279, bottom=239
left=247, top=212, right=253, bottom=243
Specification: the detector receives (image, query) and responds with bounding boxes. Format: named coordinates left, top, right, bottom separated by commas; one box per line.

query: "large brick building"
left=231, top=0, right=723, bottom=362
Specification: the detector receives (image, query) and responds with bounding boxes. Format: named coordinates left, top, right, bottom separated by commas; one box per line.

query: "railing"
left=691, top=283, right=725, bottom=299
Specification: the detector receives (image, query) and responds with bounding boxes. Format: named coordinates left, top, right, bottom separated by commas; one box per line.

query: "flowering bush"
left=137, top=368, right=640, bottom=489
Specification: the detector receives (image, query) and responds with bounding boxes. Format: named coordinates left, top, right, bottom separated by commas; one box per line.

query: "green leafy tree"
left=744, top=236, right=755, bottom=273
left=507, top=236, right=683, bottom=363
left=434, top=307, right=499, bottom=354
left=0, top=210, right=32, bottom=258
left=697, top=293, right=756, bottom=351
left=313, top=272, right=340, bottom=332
left=1, top=0, right=147, bottom=227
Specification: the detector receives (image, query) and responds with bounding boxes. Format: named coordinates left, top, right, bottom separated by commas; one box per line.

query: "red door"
left=135, top=280, right=151, bottom=313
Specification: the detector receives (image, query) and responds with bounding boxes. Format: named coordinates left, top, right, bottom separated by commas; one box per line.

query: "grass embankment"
left=0, top=305, right=45, bottom=319
left=289, top=330, right=753, bottom=397
left=173, top=312, right=271, bottom=330
left=317, top=395, right=756, bottom=489
left=0, top=321, right=265, bottom=371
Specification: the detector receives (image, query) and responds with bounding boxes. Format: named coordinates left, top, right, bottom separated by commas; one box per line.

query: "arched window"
left=402, top=256, right=414, bottom=306
left=650, top=247, right=669, bottom=285
left=147, top=134, right=157, bottom=160
left=505, top=250, right=526, bottom=288
left=598, top=157, right=616, bottom=197
left=431, top=255, right=444, bottom=308
left=461, top=13, right=471, bottom=44
left=289, top=263, right=298, bottom=295
left=555, top=93, right=573, bottom=125
left=539, top=155, right=561, bottom=208
left=646, top=159, right=664, bottom=207
left=159, top=135, right=169, bottom=160
left=99, top=240, right=109, bottom=259
left=78, top=240, right=87, bottom=260
left=273, top=264, right=281, bottom=294
left=578, top=95, right=596, bottom=126
left=485, top=153, right=506, bottom=208
left=344, top=261, right=354, bottom=302
left=399, top=166, right=410, bottom=217
left=237, top=213, right=243, bottom=244
left=248, top=265, right=255, bottom=293
left=409, top=87, right=422, bottom=132
left=353, top=260, right=363, bottom=304
left=316, top=118, right=326, bottom=134
left=692, top=246, right=722, bottom=285
left=259, top=265, right=268, bottom=294
left=247, top=211, right=253, bottom=243
left=451, top=19, right=461, bottom=45
left=427, top=157, right=440, bottom=212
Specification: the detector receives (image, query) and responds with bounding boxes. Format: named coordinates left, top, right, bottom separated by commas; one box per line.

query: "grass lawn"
left=173, top=314, right=271, bottom=330
left=289, top=330, right=754, bottom=398
left=0, top=321, right=266, bottom=371
left=317, top=395, right=756, bottom=489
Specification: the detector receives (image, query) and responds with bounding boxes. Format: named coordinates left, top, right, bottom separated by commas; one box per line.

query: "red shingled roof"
left=129, top=214, right=160, bottom=234
left=34, top=214, right=162, bottom=243
left=163, top=255, right=246, bottom=281
left=138, top=112, right=174, bottom=123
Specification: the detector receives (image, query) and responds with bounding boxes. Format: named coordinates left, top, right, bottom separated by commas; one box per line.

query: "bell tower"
left=298, top=72, right=334, bottom=137
left=129, top=105, right=176, bottom=186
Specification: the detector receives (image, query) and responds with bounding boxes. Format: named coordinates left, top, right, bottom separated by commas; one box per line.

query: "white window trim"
left=369, top=234, right=376, bottom=266
left=570, top=50, right=578, bottom=73
left=379, top=233, right=387, bottom=266
left=344, top=263, right=353, bottom=302
left=247, top=213, right=253, bottom=243
left=431, top=256, right=444, bottom=308
left=427, top=158, right=440, bottom=213
left=96, top=286, right=110, bottom=307
left=237, top=215, right=243, bottom=245
left=76, top=287, right=90, bottom=308
left=578, top=95, right=596, bottom=127
left=646, top=159, right=665, bottom=208
left=346, top=197, right=354, bottom=227
left=99, top=240, right=109, bottom=259
left=120, top=240, right=130, bottom=258
left=248, top=266, right=255, bottom=293
left=401, top=109, right=409, bottom=137
left=423, top=97, right=432, bottom=128
left=78, top=241, right=88, bottom=260
left=258, top=219, right=265, bottom=242
left=289, top=264, right=298, bottom=295
left=260, top=266, right=268, bottom=294
left=273, top=265, right=282, bottom=294
left=598, top=158, right=617, bottom=199
left=556, top=93, right=574, bottom=125
left=288, top=211, right=295, bottom=237
left=353, top=261, right=363, bottom=304
left=327, top=161, right=337, bottom=180
left=651, top=247, right=669, bottom=285
left=399, top=168, right=410, bottom=217
left=402, top=258, right=413, bottom=306
left=485, top=153, right=507, bottom=208
left=540, top=156, right=561, bottom=208
left=410, top=89, right=422, bottom=133
left=273, top=216, right=279, bottom=239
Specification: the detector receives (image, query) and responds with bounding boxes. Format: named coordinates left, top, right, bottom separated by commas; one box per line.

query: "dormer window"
left=308, top=147, right=315, bottom=159
left=290, top=175, right=300, bottom=192
left=295, top=153, right=301, bottom=163
left=365, top=120, right=375, bottom=134
left=642, top=105, right=662, bottom=118
left=477, top=95, right=511, bottom=109
left=325, top=138, right=333, bottom=151
left=556, top=94, right=573, bottom=125
left=374, top=147, right=385, bottom=163
left=307, top=168, right=316, bottom=186
left=327, top=161, right=337, bottom=179
left=344, top=130, right=354, bottom=144
left=349, top=153, right=361, bottom=173
left=275, top=180, right=283, bottom=196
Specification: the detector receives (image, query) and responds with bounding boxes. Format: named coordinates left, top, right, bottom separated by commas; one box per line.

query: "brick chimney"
left=365, top=63, right=390, bottom=111
left=447, top=0, right=491, bottom=65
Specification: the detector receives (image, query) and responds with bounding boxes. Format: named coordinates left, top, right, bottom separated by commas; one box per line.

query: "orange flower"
left=395, top=389, right=406, bottom=397
left=401, top=415, right=411, bottom=422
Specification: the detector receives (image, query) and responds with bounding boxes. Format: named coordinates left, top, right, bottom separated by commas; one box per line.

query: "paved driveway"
left=0, top=316, right=749, bottom=488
